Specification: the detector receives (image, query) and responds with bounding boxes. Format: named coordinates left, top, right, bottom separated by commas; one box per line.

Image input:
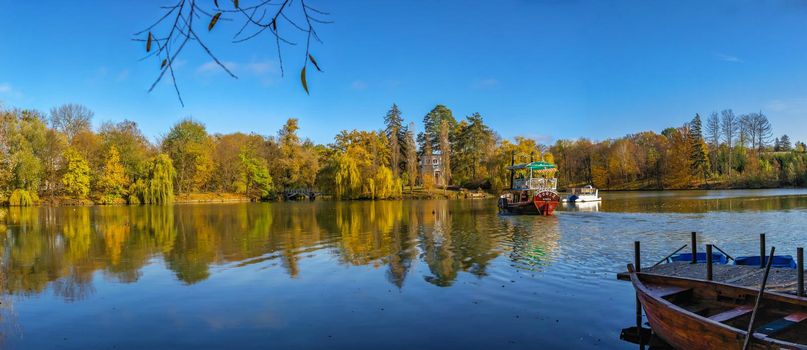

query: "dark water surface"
left=2, top=189, right=807, bottom=349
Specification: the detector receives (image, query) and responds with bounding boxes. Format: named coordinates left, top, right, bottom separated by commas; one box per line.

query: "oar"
left=742, top=246, right=776, bottom=350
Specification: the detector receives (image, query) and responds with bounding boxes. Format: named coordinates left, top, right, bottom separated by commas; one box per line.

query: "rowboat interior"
left=632, top=269, right=807, bottom=349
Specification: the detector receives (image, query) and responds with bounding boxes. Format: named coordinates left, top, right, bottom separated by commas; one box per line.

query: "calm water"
left=2, top=189, right=807, bottom=349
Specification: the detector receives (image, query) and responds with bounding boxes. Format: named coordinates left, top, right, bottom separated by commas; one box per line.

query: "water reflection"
left=601, top=189, right=807, bottom=213
left=0, top=201, right=562, bottom=301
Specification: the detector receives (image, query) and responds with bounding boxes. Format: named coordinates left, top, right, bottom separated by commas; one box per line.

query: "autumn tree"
left=274, top=118, right=320, bottom=191
left=162, top=119, right=214, bottom=193
left=99, top=120, right=153, bottom=178
left=62, top=148, right=91, bottom=199
left=98, top=145, right=128, bottom=203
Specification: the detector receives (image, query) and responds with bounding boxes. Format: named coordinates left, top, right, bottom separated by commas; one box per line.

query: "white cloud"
left=351, top=81, right=368, bottom=90
left=196, top=60, right=277, bottom=77
left=471, top=78, right=500, bottom=90
left=714, top=53, right=743, bottom=63
left=0, top=83, right=23, bottom=99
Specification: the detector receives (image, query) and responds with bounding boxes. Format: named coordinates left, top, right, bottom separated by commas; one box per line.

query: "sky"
left=1, top=0, right=807, bottom=145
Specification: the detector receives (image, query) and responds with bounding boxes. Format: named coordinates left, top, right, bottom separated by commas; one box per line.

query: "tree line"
left=553, top=111, right=807, bottom=189
left=1, top=102, right=805, bottom=206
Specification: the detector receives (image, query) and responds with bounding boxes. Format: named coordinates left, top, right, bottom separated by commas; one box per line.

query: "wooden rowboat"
left=627, top=264, right=807, bottom=349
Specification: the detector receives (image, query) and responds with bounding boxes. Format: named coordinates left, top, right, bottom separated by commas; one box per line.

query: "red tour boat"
left=497, top=160, right=560, bottom=215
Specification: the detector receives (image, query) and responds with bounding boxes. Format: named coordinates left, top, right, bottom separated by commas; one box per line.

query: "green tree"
left=404, top=123, right=418, bottom=192
left=162, top=119, right=214, bottom=193
left=62, top=148, right=91, bottom=199
left=239, top=148, right=273, bottom=199
left=780, top=134, right=792, bottom=151
left=384, top=104, right=405, bottom=178
left=418, top=105, right=457, bottom=153
left=689, top=114, right=709, bottom=181
left=439, top=120, right=452, bottom=187
left=454, top=113, right=494, bottom=184
left=99, top=120, right=153, bottom=178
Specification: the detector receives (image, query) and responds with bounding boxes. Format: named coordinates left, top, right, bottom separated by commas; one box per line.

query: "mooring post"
left=706, top=244, right=713, bottom=281
left=760, top=233, right=766, bottom=268
left=799, top=247, right=804, bottom=297
left=634, top=241, right=641, bottom=272
left=691, top=232, right=697, bottom=264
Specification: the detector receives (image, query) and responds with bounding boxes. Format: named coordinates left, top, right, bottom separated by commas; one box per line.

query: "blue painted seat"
left=668, top=252, right=728, bottom=264
left=733, top=255, right=797, bottom=269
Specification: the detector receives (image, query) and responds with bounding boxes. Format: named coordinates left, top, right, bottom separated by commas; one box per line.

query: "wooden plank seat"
left=709, top=305, right=753, bottom=322
left=646, top=284, right=690, bottom=298
left=756, top=312, right=807, bottom=336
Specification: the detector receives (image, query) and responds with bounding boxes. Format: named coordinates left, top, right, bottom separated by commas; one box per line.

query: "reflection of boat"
left=563, top=185, right=601, bottom=203
left=562, top=201, right=600, bottom=212
left=498, top=161, right=560, bottom=216
left=628, top=265, right=807, bottom=349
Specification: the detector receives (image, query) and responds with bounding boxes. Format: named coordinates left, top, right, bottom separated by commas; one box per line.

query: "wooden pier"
left=618, top=232, right=806, bottom=295
left=617, top=262, right=807, bottom=294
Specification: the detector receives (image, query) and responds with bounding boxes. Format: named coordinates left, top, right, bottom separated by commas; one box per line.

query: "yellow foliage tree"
left=98, top=145, right=128, bottom=203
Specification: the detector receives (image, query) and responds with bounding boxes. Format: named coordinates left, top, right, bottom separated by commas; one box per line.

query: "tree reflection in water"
left=0, top=201, right=561, bottom=301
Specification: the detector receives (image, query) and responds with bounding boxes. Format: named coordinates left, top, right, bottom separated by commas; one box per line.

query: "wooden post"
left=760, top=233, right=766, bottom=268
left=799, top=247, right=804, bottom=297
left=634, top=241, right=643, bottom=344
left=743, top=246, right=776, bottom=350
left=691, top=232, right=697, bottom=264
left=509, top=151, right=515, bottom=190
left=706, top=244, right=713, bottom=281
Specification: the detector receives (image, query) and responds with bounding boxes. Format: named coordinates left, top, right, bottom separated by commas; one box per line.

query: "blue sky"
left=1, top=0, right=806, bottom=145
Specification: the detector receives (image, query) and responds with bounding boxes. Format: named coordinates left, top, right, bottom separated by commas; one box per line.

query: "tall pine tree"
left=384, top=104, right=404, bottom=178
left=688, top=114, right=709, bottom=181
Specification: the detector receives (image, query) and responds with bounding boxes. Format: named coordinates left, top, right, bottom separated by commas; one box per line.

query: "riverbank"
left=13, top=187, right=495, bottom=207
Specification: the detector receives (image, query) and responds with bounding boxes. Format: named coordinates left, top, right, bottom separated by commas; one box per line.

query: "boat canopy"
left=508, top=161, right=557, bottom=172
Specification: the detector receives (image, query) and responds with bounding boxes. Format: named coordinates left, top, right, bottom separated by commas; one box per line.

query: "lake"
left=2, top=189, right=807, bottom=349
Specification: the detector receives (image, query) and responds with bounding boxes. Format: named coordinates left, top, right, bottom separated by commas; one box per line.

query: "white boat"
left=562, top=185, right=601, bottom=203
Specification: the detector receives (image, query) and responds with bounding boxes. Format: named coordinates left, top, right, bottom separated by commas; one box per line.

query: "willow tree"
left=148, top=154, right=176, bottom=204
left=130, top=154, right=175, bottom=205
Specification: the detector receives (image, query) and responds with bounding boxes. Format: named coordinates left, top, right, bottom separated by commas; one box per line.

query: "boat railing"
left=513, top=177, right=557, bottom=190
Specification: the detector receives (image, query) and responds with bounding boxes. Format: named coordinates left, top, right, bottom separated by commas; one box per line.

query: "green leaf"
left=146, top=32, right=153, bottom=52
left=301, top=66, right=309, bottom=95
left=308, top=54, right=322, bottom=72
left=209, top=12, right=222, bottom=31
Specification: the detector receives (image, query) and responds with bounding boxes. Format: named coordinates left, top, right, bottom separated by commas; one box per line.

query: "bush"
left=9, top=189, right=38, bottom=206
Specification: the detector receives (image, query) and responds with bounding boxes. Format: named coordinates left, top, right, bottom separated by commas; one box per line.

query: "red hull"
left=499, top=191, right=560, bottom=215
